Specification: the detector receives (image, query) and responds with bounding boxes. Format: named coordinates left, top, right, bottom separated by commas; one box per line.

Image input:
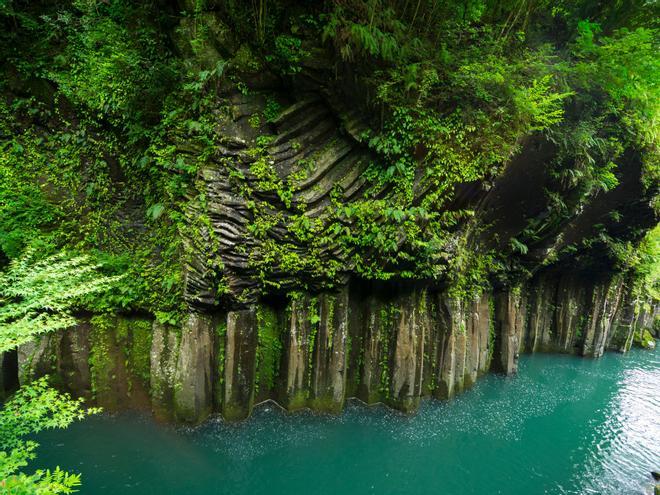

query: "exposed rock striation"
left=8, top=74, right=657, bottom=424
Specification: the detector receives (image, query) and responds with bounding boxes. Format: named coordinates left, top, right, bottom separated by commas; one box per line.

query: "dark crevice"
left=2, top=349, right=19, bottom=397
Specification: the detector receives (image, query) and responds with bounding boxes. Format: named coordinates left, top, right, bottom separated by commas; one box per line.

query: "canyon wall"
left=14, top=270, right=658, bottom=424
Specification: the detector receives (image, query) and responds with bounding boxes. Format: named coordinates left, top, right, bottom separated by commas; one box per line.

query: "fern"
left=510, top=237, right=529, bottom=254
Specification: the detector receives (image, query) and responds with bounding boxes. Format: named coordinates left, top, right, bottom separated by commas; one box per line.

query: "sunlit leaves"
left=0, top=377, right=100, bottom=495
left=0, top=250, right=123, bottom=353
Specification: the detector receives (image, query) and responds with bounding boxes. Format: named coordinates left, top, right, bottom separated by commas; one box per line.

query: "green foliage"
left=0, top=250, right=123, bottom=353
left=549, top=24, right=658, bottom=194
left=0, top=0, right=657, bottom=311
left=569, top=24, right=659, bottom=189
left=510, top=238, right=529, bottom=255
left=322, top=5, right=406, bottom=63
left=0, top=377, right=100, bottom=494
left=634, top=328, right=656, bottom=349
left=255, top=305, right=282, bottom=393
left=632, top=225, right=660, bottom=301
left=315, top=1, right=580, bottom=284
left=36, top=1, right=177, bottom=132
left=0, top=378, right=98, bottom=450
left=266, top=35, right=308, bottom=74
left=263, top=98, right=283, bottom=122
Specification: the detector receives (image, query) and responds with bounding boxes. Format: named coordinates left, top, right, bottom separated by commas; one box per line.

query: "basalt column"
left=554, top=273, right=589, bottom=353
left=464, top=293, right=493, bottom=386
left=223, top=309, right=258, bottom=421
left=583, top=276, right=624, bottom=358
left=18, top=322, right=90, bottom=396
left=389, top=289, right=429, bottom=412
left=18, top=316, right=153, bottom=412
left=433, top=295, right=460, bottom=399
left=253, top=304, right=282, bottom=405
left=356, top=294, right=395, bottom=405
left=309, top=288, right=350, bottom=413
left=150, top=321, right=182, bottom=421
left=526, top=273, right=559, bottom=352
left=282, top=295, right=314, bottom=410
left=173, top=313, right=214, bottom=424
left=607, top=287, right=637, bottom=353
left=493, top=290, right=526, bottom=374
left=11, top=272, right=652, bottom=424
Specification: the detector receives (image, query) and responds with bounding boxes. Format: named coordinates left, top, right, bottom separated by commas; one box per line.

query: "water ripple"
left=31, top=347, right=660, bottom=495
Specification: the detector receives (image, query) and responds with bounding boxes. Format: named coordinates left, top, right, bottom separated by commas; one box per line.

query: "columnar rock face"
left=309, top=288, right=349, bottom=413
left=434, top=296, right=458, bottom=400
left=583, top=277, right=624, bottom=357
left=223, top=309, right=257, bottom=420
left=389, top=290, right=427, bottom=411
left=282, top=295, right=314, bottom=410
left=173, top=313, right=215, bottom=423
left=354, top=294, right=391, bottom=405
left=493, top=290, right=526, bottom=374
left=633, top=302, right=660, bottom=339
left=465, top=293, right=493, bottom=384
left=150, top=321, right=181, bottom=421
left=3, top=4, right=657, bottom=424
left=554, top=273, right=588, bottom=353
left=17, top=316, right=152, bottom=410
left=13, top=269, right=657, bottom=424
left=526, top=272, right=559, bottom=353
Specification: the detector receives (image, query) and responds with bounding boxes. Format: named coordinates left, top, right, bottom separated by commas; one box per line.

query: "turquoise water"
left=34, top=348, right=659, bottom=494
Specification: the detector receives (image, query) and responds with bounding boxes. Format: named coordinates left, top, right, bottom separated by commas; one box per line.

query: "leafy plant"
left=0, top=377, right=100, bottom=495
left=0, top=250, right=123, bottom=353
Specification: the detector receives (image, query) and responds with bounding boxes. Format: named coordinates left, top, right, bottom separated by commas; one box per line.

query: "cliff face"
left=2, top=3, right=658, bottom=419
left=15, top=272, right=658, bottom=424
left=180, top=50, right=657, bottom=309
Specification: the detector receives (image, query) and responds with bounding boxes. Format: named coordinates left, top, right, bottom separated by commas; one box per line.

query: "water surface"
left=34, top=348, right=660, bottom=494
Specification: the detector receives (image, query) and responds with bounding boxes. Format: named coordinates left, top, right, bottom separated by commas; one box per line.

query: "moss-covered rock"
left=173, top=313, right=214, bottom=424
left=634, top=329, right=656, bottom=349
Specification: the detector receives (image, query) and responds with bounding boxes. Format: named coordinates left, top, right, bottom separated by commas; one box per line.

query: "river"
left=34, top=347, right=660, bottom=494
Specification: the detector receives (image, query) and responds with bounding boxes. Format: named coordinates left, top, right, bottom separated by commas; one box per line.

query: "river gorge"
left=1, top=1, right=658, bottom=494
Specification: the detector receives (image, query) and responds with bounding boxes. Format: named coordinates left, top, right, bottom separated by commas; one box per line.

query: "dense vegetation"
left=0, top=1, right=658, bottom=491
left=1, top=0, right=658, bottom=318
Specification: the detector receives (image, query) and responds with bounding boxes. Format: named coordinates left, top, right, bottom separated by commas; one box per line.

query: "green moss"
left=308, top=395, right=342, bottom=414
left=88, top=315, right=117, bottom=407
left=574, top=314, right=587, bottom=342
left=634, top=329, right=656, bottom=349
left=263, top=97, right=282, bottom=122
left=88, top=315, right=153, bottom=407
left=248, top=113, right=261, bottom=129
left=216, top=320, right=227, bottom=388
left=127, top=319, right=153, bottom=389
left=255, top=305, right=282, bottom=393
left=223, top=402, right=249, bottom=422
left=287, top=391, right=309, bottom=411
left=377, top=302, right=397, bottom=399
left=326, top=295, right=336, bottom=348
left=487, top=297, right=496, bottom=367
left=307, top=297, right=319, bottom=388
left=608, top=322, right=632, bottom=351
left=232, top=44, right=263, bottom=72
